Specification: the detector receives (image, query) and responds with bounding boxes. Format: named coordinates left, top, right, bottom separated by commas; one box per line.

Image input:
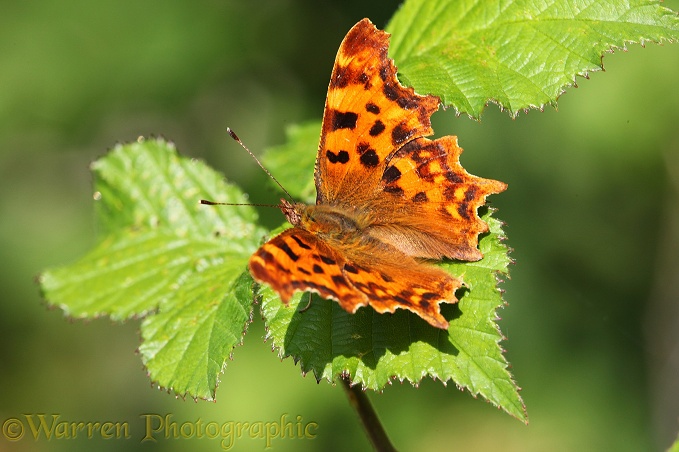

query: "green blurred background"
left=1, top=1, right=678, bottom=451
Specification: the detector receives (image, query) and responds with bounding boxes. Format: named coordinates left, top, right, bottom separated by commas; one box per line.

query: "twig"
left=341, top=377, right=397, bottom=451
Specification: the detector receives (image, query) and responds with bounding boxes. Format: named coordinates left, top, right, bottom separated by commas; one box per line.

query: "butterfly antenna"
left=199, top=199, right=280, bottom=208
left=226, top=127, right=293, bottom=201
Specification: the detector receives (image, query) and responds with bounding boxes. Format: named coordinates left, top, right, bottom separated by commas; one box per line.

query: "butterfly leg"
left=298, top=292, right=313, bottom=313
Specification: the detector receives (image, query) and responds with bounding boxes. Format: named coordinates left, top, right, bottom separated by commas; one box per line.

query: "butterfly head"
left=279, top=198, right=304, bottom=226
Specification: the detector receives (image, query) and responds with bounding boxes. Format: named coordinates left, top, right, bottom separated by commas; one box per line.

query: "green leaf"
left=261, top=121, right=320, bottom=203
left=260, top=209, right=526, bottom=422
left=40, top=231, right=229, bottom=319
left=90, top=138, right=260, bottom=247
left=139, top=270, right=254, bottom=400
left=40, top=138, right=264, bottom=399
left=387, top=0, right=679, bottom=118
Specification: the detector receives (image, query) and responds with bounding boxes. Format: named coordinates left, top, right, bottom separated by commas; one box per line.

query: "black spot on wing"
left=446, top=171, right=463, bottom=183
left=249, top=260, right=277, bottom=280
left=457, top=202, right=471, bottom=220
left=382, top=165, right=401, bottom=183
left=379, top=65, right=390, bottom=81
left=258, top=249, right=274, bottom=263
left=290, top=234, right=312, bottom=250
left=383, top=185, right=404, bottom=196
left=358, top=72, right=370, bottom=89
left=391, top=123, right=413, bottom=146
left=369, top=120, right=386, bottom=136
left=412, top=191, right=428, bottom=202
left=365, top=103, right=380, bottom=114
left=464, top=187, right=477, bottom=201
left=443, top=186, right=456, bottom=201
left=360, top=149, right=379, bottom=167
left=330, top=110, right=358, bottom=131
left=379, top=272, right=393, bottom=282
left=394, top=295, right=413, bottom=306
left=344, top=264, right=359, bottom=274
left=383, top=82, right=399, bottom=101
left=396, top=96, right=419, bottom=110
left=319, top=255, right=336, bottom=265
left=330, top=65, right=350, bottom=89
left=326, top=150, right=350, bottom=164
left=274, top=242, right=299, bottom=262
left=331, top=275, right=350, bottom=288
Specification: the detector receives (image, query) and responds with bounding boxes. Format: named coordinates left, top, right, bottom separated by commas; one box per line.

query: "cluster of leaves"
left=40, top=0, right=679, bottom=424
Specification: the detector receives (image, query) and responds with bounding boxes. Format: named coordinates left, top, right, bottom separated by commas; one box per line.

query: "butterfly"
left=248, top=18, right=506, bottom=329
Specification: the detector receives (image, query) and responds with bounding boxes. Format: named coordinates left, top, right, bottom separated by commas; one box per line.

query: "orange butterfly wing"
left=249, top=19, right=506, bottom=329
left=249, top=218, right=459, bottom=329
left=315, top=19, right=505, bottom=261
left=315, top=19, right=439, bottom=206
left=249, top=227, right=366, bottom=309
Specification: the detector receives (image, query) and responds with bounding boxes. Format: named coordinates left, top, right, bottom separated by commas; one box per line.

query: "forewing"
left=315, top=18, right=439, bottom=205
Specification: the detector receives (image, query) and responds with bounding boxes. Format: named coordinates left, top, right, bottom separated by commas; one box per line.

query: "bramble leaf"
left=387, top=0, right=679, bottom=118
left=40, top=138, right=263, bottom=399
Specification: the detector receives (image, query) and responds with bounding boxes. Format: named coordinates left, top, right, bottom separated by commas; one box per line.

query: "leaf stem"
left=341, top=377, right=396, bottom=452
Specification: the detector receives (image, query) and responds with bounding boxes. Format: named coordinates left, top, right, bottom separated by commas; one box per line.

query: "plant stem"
left=341, top=377, right=397, bottom=451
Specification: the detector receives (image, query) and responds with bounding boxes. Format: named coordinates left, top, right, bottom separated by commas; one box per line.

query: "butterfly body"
left=286, top=200, right=365, bottom=242
left=248, top=19, right=506, bottom=329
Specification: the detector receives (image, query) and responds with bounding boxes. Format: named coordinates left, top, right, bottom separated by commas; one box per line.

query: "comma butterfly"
left=248, top=18, right=506, bottom=329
